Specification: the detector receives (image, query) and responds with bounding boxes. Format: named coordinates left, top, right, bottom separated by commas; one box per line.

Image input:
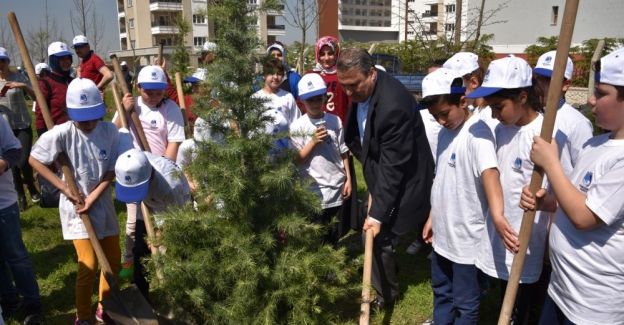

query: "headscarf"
left=266, top=42, right=290, bottom=71
left=313, top=36, right=340, bottom=74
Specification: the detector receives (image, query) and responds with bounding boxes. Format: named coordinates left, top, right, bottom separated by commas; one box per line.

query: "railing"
left=422, top=11, right=438, bottom=17
left=267, top=24, right=285, bottom=30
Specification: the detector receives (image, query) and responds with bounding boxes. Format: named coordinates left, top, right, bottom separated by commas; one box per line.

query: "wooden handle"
left=110, top=54, right=151, bottom=152
left=498, top=0, right=580, bottom=323
left=111, top=81, right=129, bottom=129
left=360, top=228, right=374, bottom=325
left=8, top=11, right=119, bottom=289
left=174, top=72, right=191, bottom=139
left=140, top=203, right=164, bottom=280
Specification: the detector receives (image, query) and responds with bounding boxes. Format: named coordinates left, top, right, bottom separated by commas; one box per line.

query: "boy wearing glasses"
left=290, top=73, right=351, bottom=244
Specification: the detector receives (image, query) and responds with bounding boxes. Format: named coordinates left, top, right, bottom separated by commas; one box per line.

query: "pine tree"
left=148, top=1, right=356, bottom=323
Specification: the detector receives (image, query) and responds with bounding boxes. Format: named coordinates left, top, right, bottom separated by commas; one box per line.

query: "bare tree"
left=0, top=19, right=17, bottom=64
left=69, top=0, right=107, bottom=55
left=283, top=0, right=327, bottom=73
left=26, top=17, right=63, bottom=64
left=70, top=0, right=91, bottom=36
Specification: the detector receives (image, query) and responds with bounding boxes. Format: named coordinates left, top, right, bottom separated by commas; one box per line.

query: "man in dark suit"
left=337, top=48, right=434, bottom=307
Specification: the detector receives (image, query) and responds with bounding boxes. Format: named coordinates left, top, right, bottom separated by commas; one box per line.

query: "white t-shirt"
left=290, top=113, right=349, bottom=209
left=143, top=152, right=191, bottom=215
left=547, top=134, right=624, bottom=324
left=253, top=89, right=300, bottom=135
left=420, top=109, right=442, bottom=164
left=476, top=106, right=499, bottom=134
left=476, top=115, right=549, bottom=283
left=30, top=121, right=121, bottom=240
left=0, top=117, right=21, bottom=209
left=113, top=97, right=185, bottom=156
left=431, top=113, right=498, bottom=264
left=553, top=103, right=593, bottom=177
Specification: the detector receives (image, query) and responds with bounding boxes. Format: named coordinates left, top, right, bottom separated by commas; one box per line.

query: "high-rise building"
left=113, top=0, right=284, bottom=67
left=338, top=0, right=403, bottom=42
left=401, top=0, right=468, bottom=43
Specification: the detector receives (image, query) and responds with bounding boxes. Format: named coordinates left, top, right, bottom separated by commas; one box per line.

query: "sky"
left=2, top=0, right=314, bottom=60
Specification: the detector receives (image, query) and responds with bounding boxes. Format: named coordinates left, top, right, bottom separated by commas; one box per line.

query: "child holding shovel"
left=112, top=65, right=185, bottom=280
left=29, top=78, right=123, bottom=325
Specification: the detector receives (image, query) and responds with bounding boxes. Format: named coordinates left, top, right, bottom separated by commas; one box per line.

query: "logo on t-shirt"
left=98, top=149, right=107, bottom=160
left=579, top=171, right=593, bottom=192
left=448, top=153, right=456, bottom=168
left=150, top=119, right=157, bottom=129
left=512, top=157, right=523, bottom=173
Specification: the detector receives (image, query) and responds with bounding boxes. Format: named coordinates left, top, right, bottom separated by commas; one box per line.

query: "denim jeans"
left=431, top=251, right=481, bottom=325
left=539, top=294, right=576, bottom=325
left=0, top=202, right=41, bottom=307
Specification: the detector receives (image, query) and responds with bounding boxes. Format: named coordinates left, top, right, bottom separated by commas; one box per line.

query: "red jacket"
left=35, top=72, right=72, bottom=131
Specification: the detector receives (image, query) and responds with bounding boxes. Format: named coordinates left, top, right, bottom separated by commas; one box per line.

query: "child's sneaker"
left=95, top=305, right=114, bottom=324
left=118, top=261, right=134, bottom=280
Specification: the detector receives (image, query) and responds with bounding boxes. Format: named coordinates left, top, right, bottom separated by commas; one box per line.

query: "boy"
left=289, top=73, right=351, bottom=244
left=115, top=148, right=191, bottom=299
left=0, top=117, right=43, bottom=325
left=521, top=47, right=624, bottom=324
left=420, top=67, right=510, bottom=323
left=29, top=78, right=122, bottom=324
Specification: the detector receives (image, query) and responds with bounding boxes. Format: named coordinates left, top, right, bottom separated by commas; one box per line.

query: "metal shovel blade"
left=102, top=285, right=159, bottom=325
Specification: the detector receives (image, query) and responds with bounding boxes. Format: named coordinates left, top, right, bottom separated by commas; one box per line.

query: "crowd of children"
left=1, top=32, right=623, bottom=325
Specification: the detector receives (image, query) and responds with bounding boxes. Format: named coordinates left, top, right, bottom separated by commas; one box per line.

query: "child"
left=114, top=65, right=185, bottom=278
left=419, top=67, right=511, bottom=323
left=115, top=148, right=191, bottom=299
left=466, top=55, right=546, bottom=324
left=0, top=117, right=43, bottom=325
left=29, top=78, right=122, bottom=324
left=310, top=36, right=350, bottom=124
left=267, top=41, right=302, bottom=100
left=521, top=47, right=624, bottom=324
left=532, top=50, right=593, bottom=176
left=289, top=73, right=351, bottom=244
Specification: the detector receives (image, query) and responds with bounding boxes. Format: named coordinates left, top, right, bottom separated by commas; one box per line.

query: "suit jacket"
left=345, top=70, right=434, bottom=236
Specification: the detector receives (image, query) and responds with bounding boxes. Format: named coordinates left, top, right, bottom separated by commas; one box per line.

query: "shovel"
left=8, top=11, right=158, bottom=324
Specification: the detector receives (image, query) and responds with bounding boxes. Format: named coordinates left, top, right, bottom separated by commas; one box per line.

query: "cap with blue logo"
left=66, top=78, right=106, bottom=122
left=533, top=50, right=573, bottom=80
left=298, top=73, right=327, bottom=100
left=422, top=67, right=465, bottom=99
left=0, top=47, right=9, bottom=60
left=466, top=55, right=532, bottom=99
left=443, top=52, right=480, bottom=77
left=137, top=65, right=167, bottom=90
left=596, top=47, right=624, bottom=87
left=47, top=41, right=72, bottom=57
left=115, top=148, right=152, bottom=203
left=72, top=35, right=89, bottom=48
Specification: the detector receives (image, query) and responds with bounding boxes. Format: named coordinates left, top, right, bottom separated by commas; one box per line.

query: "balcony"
left=267, top=24, right=286, bottom=36
left=151, top=21, right=179, bottom=34
left=118, top=11, right=125, bottom=18
left=149, top=0, right=182, bottom=11
left=422, top=11, right=438, bottom=17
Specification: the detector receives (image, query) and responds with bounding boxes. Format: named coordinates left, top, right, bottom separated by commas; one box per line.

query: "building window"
left=445, top=23, right=455, bottom=33
left=446, top=4, right=455, bottom=13
left=551, top=6, right=559, bottom=25
left=129, top=18, right=134, bottom=28
left=193, top=37, right=207, bottom=47
left=193, top=14, right=206, bottom=24
left=127, top=0, right=133, bottom=7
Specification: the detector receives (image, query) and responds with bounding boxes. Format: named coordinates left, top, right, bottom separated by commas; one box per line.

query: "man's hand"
left=363, top=217, right=381, bottom=237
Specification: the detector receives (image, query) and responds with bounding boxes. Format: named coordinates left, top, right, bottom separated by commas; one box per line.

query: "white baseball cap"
left=421, top=68, right=465, bottom=99
left=298, top=73, right=327, bottom=100
left=66, top=78, right=106, bottom=122
left=375, top=64, right=386, bottom=72
left=466, top=55, right=532, bottom=99
left=533, top=50, right=573, bottom=80
left=35, top=63, right=49, bottom=75
left=443, top=52, right=479, bottom=77
left=48, top=41, right=72, bottom=57
left=72, top=35, right=89, bottom=48
left=202, top=41, right=217, bottom=52
left=120, top=61, right=128, bottom=66
left=0, top=47, right=9, bottom=60
left=137, top=65, right=167, bottom=90
left=597, top=47, right=624, bottom=87
left=115, top=148, right=152, bottom=203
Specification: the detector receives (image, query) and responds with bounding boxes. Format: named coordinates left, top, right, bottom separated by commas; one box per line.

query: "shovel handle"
left=110, top=54, right=151, bottom=152
left=8, top=11, right=120, bottom=290
left=111, top=81, right=129, bottom=129
left=360, top=228, right=374, bottom=325
left=174, top=72, right=191, bottom=139
left=140, top=203, right=164, bottom=280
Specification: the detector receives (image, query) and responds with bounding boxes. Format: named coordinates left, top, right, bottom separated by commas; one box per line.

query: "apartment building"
left=338, top=0, right=403, bottom=42
left=401, top=0, right=468, bottom=42
left=113, top=0, right=284, bottom=66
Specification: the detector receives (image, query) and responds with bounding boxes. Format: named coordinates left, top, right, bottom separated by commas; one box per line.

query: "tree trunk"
left=454, top=0, right=463, bottom=46
left=299, top=0, right=306, bottom=74
left=474, top=0, right=486, bottom=43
